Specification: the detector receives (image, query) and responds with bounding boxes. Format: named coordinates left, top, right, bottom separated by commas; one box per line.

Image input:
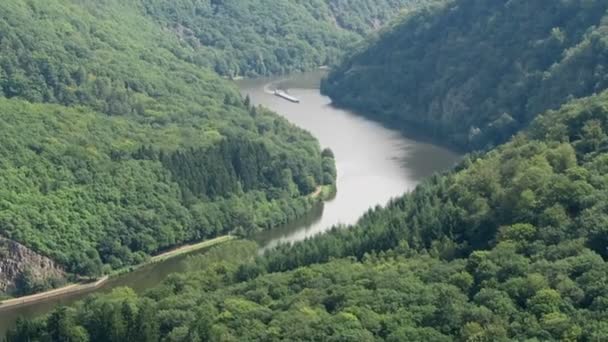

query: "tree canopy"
left=322, top=0, right=608, bottom=150
left=140, top=0, right=440, bottom=77
left=0, top=0, right=334, bottom=292
left=11, top=73, right=608, bottom=342
left=6, top=0, right=608, bottom=341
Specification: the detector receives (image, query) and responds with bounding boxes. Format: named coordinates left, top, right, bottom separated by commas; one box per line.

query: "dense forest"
left=140, top=0, right=440, bottom=77
left=0, top=0, right=334, bottom=295
left=322, top=0, right=608, bottom=150
left=11, top=84, right=608, bottom=341
left=5, top=0, right=608, bottom=341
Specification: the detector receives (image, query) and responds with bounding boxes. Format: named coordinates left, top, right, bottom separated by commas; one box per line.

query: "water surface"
left=241, top=70, right=461, bottom=250
left=0, top=70, right=460, bottom=334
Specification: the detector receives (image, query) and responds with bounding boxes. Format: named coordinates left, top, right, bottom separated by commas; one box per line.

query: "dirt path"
left=0, top=235, right=234, bottom=311
left=0, top=276, right=109, bottom=311
left=148, top=235, right=235, bottom=263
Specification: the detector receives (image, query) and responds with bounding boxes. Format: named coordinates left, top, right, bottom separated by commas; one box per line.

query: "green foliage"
left=14, top=268, right=62, bottom=297
left=6, top=0, right=608, bottom=341
left=141, top=0, right=439, bottom=77
left=0, top=0, right=335, bottom=277
left=263, top=91, right=608, bottom=271
left=12, top=90, right=608, bottom=341
left=322, top=0, right=608, bottom=150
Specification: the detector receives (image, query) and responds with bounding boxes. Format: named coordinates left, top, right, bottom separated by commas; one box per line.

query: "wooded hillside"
left=0, top=0, right=334, bottom=293
left=323, top=0, right=608, bottom=150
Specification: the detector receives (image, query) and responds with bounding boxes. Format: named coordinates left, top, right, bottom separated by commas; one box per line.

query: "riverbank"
left=239, top=71, right=461, bottom=250
left=149, top=235, right=235, bottom=264
left=311, top=184, right=336, bottom=200
left=0, top=235, right=234, bottom=311
left=110, top=235, right=237, bottom=278
left=0, top=276, right=109, bottom=312
left=1, top=71, right=460, bottom=334
left=0, top=185, right=324, bottom=316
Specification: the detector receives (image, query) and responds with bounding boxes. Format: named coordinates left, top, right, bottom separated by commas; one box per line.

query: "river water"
left=0, top=70, right=460, bottom=334
left=243, top=71, right=461, bottom=250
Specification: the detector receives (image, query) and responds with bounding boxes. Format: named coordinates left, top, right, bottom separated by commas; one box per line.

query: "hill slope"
left=0, top=0, right=334, bottom=294
left=322, top=0, right=608, bottom=150
left=6, top=1, right=608, bottom=340
left=12, top=83, right=608, bottom=342
left=140, top=0, right=440, bottom=77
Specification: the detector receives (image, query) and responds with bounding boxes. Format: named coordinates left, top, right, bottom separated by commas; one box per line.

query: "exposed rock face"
left=0, top=237, right=65, bottom=295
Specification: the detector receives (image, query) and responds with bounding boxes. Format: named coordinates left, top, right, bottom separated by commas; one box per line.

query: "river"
left=242, top=71, right=460, bottom=250
left=0, top=70, right=460, bottom=334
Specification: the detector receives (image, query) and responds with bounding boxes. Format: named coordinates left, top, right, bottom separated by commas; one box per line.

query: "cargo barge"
left=274, top=89, right=300, bottom=103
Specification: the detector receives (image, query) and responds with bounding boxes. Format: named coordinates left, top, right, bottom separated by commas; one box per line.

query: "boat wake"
left=263, top=78, right=290, bottom=94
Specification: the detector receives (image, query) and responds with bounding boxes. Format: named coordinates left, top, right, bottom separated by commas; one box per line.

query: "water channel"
left=0, top=70, right=460, bottom=334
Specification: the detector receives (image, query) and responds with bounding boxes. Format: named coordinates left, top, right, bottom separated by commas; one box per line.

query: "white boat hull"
left=274, top=90, right=300, bottom=103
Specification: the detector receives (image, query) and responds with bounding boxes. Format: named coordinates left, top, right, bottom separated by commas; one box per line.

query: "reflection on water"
left=0, top=70, right=460, bottom=334
left=0, top=244, right=209, bottom=335
left=253, top=202, right=325, bottom=251
left=241, top=70, right=461, bottom=250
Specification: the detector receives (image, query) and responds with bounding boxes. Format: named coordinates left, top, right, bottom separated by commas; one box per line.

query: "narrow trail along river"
left=0, top=70, right=460, bottom=334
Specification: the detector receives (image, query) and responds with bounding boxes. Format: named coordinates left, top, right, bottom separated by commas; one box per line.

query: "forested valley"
left=0, top=0, right=446, bottom=297
left=5, top=0, right=608, bottom=341
left=10, top=85, right=608, bottom=341
left=0, top=0, right=335, bottom=296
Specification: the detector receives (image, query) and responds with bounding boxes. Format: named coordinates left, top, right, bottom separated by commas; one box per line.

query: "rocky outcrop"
left=0, top=237, right=65, bottom=295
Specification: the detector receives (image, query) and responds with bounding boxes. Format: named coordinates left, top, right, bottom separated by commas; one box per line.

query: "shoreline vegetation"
left=311, top=184, right=336, bottom=201
left=5, top=0, right=608, bottom=339
left=0, top=184, right=331, bottom=312
left=0, top=235, right=235, bottom=311
left=226, top=66, right=332, bottom=81
left=0, top=0, right=339, bottom=301
left=321, top=0, right=608, bottom=152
